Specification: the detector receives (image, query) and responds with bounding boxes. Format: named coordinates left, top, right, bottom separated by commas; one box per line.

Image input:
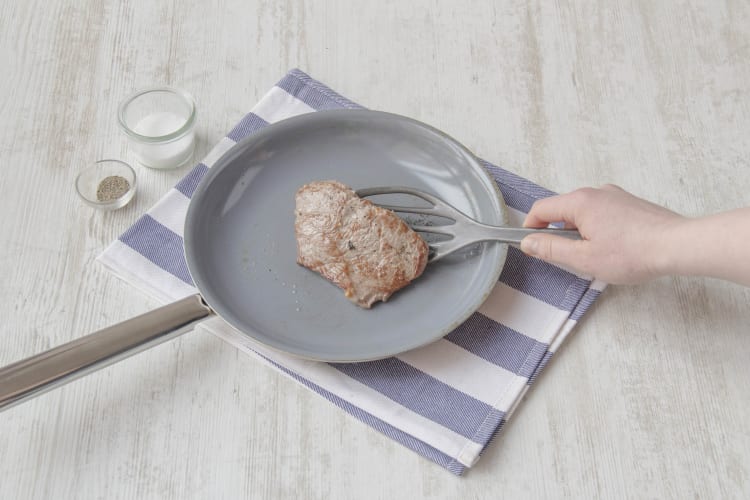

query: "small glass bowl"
left=75, top=159, right=137, bottom=210
left=117, top=86, right=197, bottom=170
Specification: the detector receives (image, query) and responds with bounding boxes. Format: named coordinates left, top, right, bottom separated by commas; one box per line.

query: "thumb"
left=520, top=234, right=583, bottom=269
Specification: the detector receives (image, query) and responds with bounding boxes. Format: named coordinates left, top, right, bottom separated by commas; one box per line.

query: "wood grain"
left=1, top=1, right=749, bottom=498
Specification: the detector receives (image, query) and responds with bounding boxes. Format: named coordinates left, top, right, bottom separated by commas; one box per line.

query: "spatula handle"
left=480, top=226, right=582, bottom=245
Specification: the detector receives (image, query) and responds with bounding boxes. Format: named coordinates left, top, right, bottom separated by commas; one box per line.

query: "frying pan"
left=0, top=110, right=508, bottom=411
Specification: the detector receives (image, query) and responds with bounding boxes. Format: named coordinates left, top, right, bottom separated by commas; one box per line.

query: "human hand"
left=520, top=184, right=685, bottom=284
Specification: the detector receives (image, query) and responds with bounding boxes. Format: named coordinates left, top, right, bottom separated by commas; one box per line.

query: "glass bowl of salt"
left=117, top=86, right=196, bottom=170
left=75, top=159, right=136, bottom=210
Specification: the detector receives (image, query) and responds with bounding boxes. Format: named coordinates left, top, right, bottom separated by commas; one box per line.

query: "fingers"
left=523, top=188, right=594, bottom=228
left=520, top=233, right=587, bottom=271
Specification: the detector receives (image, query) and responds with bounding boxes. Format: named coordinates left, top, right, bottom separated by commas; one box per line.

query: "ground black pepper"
left=97, top=175, right=130, bottom=202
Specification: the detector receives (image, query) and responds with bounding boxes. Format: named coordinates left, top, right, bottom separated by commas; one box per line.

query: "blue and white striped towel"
left=97, top=69, right=605, bottom=475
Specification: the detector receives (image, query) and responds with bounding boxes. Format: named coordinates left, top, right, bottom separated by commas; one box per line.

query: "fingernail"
left=521, top=236, right=538, bottom=256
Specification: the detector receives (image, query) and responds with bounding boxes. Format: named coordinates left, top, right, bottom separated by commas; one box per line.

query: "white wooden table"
left=1, top=1, right=749, bottom=498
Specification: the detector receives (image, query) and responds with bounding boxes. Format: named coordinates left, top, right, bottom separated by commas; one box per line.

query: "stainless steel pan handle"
left=0, top=294, right=212, bottom=412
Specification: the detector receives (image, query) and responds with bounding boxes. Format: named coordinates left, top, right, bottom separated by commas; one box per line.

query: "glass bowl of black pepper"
left=75, top=159, right=136, bottom=210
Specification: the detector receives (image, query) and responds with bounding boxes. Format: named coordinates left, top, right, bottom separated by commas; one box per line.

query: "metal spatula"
left=357, top=186, right=581, bottom=262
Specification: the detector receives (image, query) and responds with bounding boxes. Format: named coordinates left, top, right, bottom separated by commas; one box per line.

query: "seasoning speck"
left=97, top=175, right=130, bottom=202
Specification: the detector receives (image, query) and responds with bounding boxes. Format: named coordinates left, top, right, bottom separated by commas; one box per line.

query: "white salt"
left=133, top=112, right=195, bottom=169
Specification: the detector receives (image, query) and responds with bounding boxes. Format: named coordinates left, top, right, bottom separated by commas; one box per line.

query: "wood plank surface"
left=0, top=1, right=748, bottom=498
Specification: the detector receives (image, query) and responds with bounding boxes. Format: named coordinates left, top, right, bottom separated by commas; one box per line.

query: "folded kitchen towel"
left=97, top=69, right=605, bottom=475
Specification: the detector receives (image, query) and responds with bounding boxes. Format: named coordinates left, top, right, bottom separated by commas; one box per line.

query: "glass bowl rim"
left=117, top=86, right=196, bottom=143
left=75, top=159, right=137, bottom=208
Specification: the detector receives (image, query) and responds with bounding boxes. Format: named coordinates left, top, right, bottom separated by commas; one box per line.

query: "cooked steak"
left=294, top=181, right=429, bottom=308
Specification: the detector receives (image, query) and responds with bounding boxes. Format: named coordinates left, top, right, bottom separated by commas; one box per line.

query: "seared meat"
left=294, top=181, right=429, bottom=308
